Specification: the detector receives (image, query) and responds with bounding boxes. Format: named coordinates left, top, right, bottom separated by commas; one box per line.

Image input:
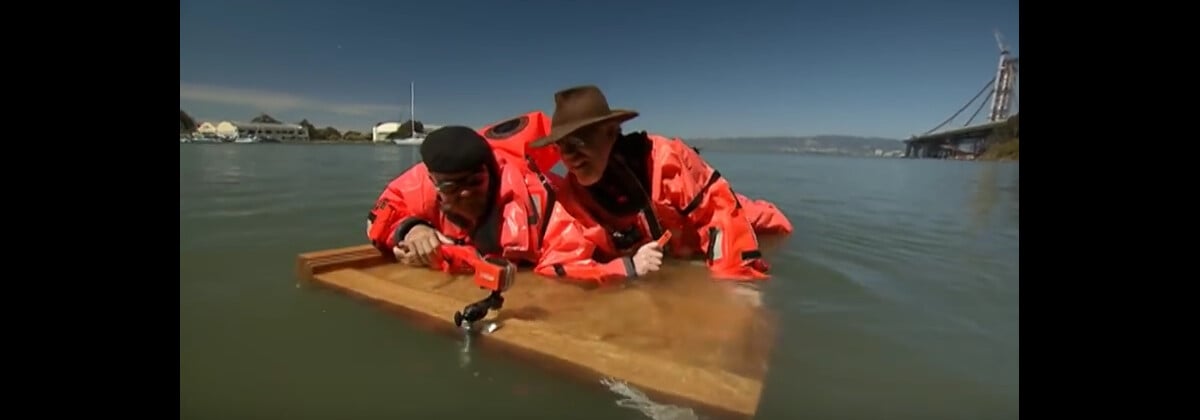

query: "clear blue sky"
left=180, top=0, right=1019, bottom=140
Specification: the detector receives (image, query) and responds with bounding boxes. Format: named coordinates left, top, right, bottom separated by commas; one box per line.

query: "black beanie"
left=420, top=126, right=493, bottom=173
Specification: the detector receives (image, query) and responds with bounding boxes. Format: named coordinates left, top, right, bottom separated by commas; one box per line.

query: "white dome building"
left=372, top=122, right=402, bottom=142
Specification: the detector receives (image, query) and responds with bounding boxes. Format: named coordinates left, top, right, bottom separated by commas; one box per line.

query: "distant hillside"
left=681, top=135, right=905, bottom=157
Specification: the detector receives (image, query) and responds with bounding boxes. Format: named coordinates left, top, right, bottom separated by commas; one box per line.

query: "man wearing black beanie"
left=360, top=112, right=600, bottom=276
left=372, top=126, right=502, bottom=266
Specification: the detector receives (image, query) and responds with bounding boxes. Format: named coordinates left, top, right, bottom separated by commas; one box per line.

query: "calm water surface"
left=179, top=144, right=1018, bottom=419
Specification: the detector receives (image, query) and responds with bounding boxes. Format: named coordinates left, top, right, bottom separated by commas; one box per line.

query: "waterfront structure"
left=217, top=121, right=309, bottom=141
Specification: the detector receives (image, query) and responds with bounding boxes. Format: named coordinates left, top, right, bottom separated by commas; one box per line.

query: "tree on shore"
left=251, top=113, right=281, bottom=124
left=341, top=130, right=370, bottom=141
left=298, top=119, right=318, bottom=139
left=296, top=118, right=349, bottom=140
left=987, top=114, right=1018, bottom=143
left=980, top=114, right=1019, bottom=160
left=386, top=120, right=424, bottom=139
left=316, top=126, right=342, bottom=140
left=180, top=109, right=197, bottom=133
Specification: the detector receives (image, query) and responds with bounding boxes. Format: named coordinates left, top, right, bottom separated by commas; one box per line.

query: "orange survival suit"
left=687, top=148, right=793, bottom=236
left=534, top=132, right=791, bottom=284
left=366, top=111, right=564, bottom=273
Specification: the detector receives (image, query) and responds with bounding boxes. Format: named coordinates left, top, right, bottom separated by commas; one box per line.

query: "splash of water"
left=600, top=377, right=699, bottom=420
left=458, top=331, right=473, bottom=369
left=457, top=322, right=499, bottom=369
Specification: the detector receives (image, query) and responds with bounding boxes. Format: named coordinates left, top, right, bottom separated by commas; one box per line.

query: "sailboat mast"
left=409, top=81, right=415, bottom=130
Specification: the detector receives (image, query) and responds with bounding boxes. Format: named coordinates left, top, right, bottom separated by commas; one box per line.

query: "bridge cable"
left=964, top=90, right=994, bottom=126
left=923, top=77, right=996, bottom=136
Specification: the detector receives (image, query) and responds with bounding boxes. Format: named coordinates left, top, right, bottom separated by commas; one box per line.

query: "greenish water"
left=179, top=144, right=1018, bottom=419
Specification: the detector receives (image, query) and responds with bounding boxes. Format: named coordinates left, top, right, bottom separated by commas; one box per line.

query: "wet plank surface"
left=298, top=244, right=778, bottom=418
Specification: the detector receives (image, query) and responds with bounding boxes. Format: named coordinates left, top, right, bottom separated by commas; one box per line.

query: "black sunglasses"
left=432, top=172, right=486, bottom=194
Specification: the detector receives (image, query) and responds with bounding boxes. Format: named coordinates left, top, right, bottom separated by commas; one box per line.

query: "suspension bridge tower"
left=988, top=30, right=1019, bottom=122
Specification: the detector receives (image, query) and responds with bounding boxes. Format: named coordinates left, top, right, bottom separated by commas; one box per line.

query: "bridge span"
left=905, top=32, right=1018, bottom=159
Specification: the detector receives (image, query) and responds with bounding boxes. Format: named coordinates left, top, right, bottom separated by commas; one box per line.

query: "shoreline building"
left=372, top=122, right=401, bottom=142
left=217, top=121, right=309, bottom=141
left=195, top=122, right=218, bottom=136
left=372, top=121, right=443, bottom=142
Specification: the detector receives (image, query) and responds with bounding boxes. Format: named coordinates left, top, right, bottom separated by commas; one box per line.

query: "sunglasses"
left=556, top=135, right=589, bottom=149
left=555, top=126, right=604, bottom=152
left=431, top=172, right=486, bottom=194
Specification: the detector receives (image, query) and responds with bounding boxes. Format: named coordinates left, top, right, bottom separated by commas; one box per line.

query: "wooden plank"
left=297, top=245, right=777, bottom=419
left=295, top=244, right=388, bottom=281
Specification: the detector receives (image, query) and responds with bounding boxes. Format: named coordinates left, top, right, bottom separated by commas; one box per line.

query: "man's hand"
left=402, top=225, right=454, bottom=266
left=632, top=241, right=663, bottom=276
left=392, top=244, right=423, bottom=266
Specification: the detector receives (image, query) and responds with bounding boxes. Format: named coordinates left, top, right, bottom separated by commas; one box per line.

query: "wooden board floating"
left=297, top=244, right=778, bottom=419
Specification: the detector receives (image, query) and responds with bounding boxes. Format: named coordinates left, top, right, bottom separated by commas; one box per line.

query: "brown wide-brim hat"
left=530, top=85, right=639, bottom=148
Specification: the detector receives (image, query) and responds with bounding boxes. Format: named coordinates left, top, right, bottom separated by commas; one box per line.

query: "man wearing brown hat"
left=528, top=85, right=792, bottom=286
